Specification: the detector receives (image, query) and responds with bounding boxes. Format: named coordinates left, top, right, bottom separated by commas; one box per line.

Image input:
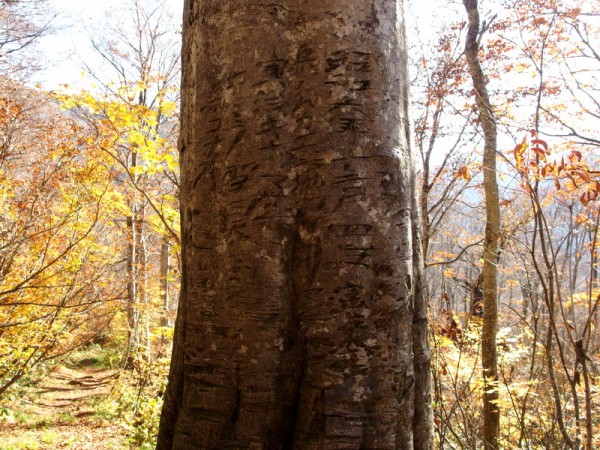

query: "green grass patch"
left=0, top=437, right=40, bottom=450
left=66, top=344, right=123, bottom=369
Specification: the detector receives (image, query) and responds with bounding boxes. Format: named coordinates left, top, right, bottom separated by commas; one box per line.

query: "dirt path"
left=0, top=365, right=126, bottom=449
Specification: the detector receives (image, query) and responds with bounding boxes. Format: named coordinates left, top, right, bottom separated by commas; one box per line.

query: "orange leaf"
left=532, top=146, right=547, bottom=161
left=574, top=170, right=591, bottom=182
left=541, top=163, right=556, bottom=177
left=569, top=151, right=582, bottom=163
left=513, top=138, right=528, bottom=169
left=456, top=165, right=472, bottom=181
left=580, top=192, right=591, bottom=206
left=554, top=177, right=561, bottom=191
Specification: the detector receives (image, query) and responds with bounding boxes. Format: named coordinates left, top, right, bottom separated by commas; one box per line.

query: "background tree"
left=0, top=78, right=122, bottom=395
left=408, top=0, right=599, bottom=447
left=462, top=0, right=501, bottom=448
left=0, top=2, right=182, bottom=446
left=0, top=0, right=55, bottom=77
left=63, top=0, right=182, bottom=360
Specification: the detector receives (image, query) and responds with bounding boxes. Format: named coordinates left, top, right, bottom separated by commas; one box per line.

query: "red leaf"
left=531, top=139, right=548, bottom=152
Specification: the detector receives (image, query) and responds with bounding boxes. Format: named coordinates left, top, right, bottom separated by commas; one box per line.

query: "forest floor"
left=0, top=363, right=126, bottom=449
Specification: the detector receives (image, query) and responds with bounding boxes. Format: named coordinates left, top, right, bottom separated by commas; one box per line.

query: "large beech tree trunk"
left=157, top=1, right=432, bottom=448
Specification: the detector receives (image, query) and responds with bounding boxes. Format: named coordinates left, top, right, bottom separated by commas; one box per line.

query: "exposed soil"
left=0, top=365, right=126, bottom=449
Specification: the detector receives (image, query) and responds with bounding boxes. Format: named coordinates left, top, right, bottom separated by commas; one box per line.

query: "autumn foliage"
left=0, top=1, right=181, bottom=447
left=0, top=77, right=121, bottom=394
left=410, top=0, right=599, bottom=447
left=0, top=0, right=598, bottom=448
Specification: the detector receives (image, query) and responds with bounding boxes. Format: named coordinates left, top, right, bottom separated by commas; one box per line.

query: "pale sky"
left=34, top=0, right=183, bottom=89
left=33, top=0, right=447, bottom=90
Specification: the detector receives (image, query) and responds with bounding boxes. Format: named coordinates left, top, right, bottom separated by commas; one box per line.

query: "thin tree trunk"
left=157, top=0, right=431, bottom=448
left=412, top=153, right=434, bottom=449
left=138, top=208, right=149, bottom=359
left=160, top=238, right=171, bottom=327
left=462, top=1, right=501, bottom=448
left=125, top=212, right=138, bottom=362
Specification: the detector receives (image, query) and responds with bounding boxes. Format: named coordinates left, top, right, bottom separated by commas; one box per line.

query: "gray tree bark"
left=157, top=1, right=432, bottom=448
